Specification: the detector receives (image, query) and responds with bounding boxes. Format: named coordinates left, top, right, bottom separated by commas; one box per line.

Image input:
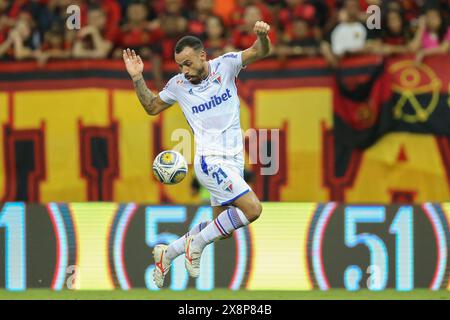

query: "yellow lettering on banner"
left=246, top=202, right=314, bottom=290
left=70, top=202, right=117, bottom=290
left=13, top=89, right=111, bottom=202
left=0, top=93, right=7, bottom=199
left=112, top=90, right=160, bottom=203
left=347, top=133, right=450, bottom=202
left=254, top=88, right=332, bottom=201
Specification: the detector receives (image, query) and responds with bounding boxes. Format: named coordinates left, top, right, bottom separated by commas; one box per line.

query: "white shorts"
left=194, top=153, right=251, bottom=207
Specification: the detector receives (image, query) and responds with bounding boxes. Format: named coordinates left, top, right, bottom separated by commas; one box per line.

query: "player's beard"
left=188, top=76, right=201, bottom=84
left=186, top=66, right=207, bottom=85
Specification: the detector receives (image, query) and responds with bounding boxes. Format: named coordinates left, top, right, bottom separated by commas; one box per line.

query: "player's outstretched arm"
left=241, top=21, right=272, bottom=66
left=123, top=48, right=172, bottom=116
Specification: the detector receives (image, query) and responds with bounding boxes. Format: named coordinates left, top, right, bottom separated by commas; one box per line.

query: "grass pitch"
left=0, top=289, right=449, bottom=300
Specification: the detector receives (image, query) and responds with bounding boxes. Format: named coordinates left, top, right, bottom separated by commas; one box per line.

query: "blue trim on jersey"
left=200, top=156, right=208, bottom=175
left=221, top=189, right=250, bottom=206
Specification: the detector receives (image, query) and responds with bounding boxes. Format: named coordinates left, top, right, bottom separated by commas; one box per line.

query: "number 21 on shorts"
left=212, top=168, right=228, bottom=185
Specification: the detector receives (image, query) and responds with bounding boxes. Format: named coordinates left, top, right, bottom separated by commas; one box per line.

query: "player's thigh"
left=231, top=190, right=262, bottom=222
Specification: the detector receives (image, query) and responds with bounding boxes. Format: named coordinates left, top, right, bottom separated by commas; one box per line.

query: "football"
left=152, top=150, right=188, bottom=185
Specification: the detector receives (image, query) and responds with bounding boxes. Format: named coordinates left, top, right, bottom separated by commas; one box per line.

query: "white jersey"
left=159, top=51, right=244, bottom=157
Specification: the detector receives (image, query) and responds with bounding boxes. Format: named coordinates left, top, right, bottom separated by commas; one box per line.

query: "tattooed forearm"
left=133, top=76, right=156, bottom=114
left=255, top=35, right=270, bottom=57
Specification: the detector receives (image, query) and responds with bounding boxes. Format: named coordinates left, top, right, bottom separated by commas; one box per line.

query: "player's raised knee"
left=247, top=198, right=262, bottom=222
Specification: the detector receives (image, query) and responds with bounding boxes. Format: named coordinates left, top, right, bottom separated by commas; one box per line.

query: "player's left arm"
left=241, top=21, right=272, bottom=66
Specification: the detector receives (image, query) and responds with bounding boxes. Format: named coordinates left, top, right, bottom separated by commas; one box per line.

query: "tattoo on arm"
left=256, top=35, right=270, bottom=57
left=244, top=35, right=271, bottom=66
left=133, top=77, right=156, bottom=114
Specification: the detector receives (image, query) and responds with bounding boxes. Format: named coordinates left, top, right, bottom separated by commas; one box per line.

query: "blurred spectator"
left=8, top=0, right=31, bottom=19
left=0, top=0, right=14, bottom=32
left=276, top=18, right=319, bottom=60
left=230, top=0, right=273, bottom=28
left=72, top=5, right=114, bottom=59
left=307, top=0, right=330, bottom=38
left=279, top=0, right=317, bottom=31
left=38, top=0, right=71, bottom=37
left=320, top=0, right=380, bottom=67
left=38, top=23, right=71, bottom=64
left=278, top=0, right=325, bottom=41
left=161, top=0, right=188, bottom=18
left=153, top=0, right=189, bottom=62
left=204, top=15, right=233, bottom=58
left=0, top=28, right=12, bottom=59
left=0, top=0, right=12, bottom=59
left=373, top=8, right=412, bottom=56
left=251, top=0, right=274, bottom=24
left=230, top=0, right=251, bottom=28
left=157, top=16, right=188, bottom=62
left=400, top=0, right=421, bottom=24
left=87, top=0, right=121, bottom=42
left=188, top=0, right=215, bottom=39
left=115, top=2, right=156, bottom=60
left=0, top=0, right=447, bottom=74
left=231, top=4, right=277, bottom=51
left=410, top=7, right=450, bottom=64
left=9, top=14, right=44, bottom=61
left=0, top=36, right=11, bottom=59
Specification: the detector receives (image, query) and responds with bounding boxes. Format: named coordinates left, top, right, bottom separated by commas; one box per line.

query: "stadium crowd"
left=0, top=0, right=449, bottom=74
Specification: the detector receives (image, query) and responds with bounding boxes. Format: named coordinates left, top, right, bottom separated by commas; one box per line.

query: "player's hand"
left=253, top=21, right=270, bottom=38
left=123, top=48, right=144, bottom=81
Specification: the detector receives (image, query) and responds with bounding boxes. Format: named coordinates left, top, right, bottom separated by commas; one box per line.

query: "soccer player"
left=123, top=21, right=272, bottom=288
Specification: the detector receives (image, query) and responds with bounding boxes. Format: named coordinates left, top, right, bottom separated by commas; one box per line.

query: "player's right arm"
left=123, top=48, right=172, bottom=116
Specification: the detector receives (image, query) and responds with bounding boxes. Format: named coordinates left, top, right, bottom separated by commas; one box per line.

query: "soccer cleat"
left=185, top=235, right=202, bottom=278
left=152, top=244, right=171, bottom=288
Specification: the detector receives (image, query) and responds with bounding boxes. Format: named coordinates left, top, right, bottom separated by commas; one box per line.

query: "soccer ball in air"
left=152, top=150, right=188, bottom=185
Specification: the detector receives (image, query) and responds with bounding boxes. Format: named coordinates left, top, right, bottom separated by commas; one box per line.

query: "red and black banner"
left=332, top=55, right=450, bottom=177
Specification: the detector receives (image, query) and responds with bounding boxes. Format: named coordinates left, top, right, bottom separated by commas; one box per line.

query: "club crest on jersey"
left=191, top=89, right=232, bottom=114
left=211, top=73, right=222, bottom=85
left=222, top=181, right=233, bottom=193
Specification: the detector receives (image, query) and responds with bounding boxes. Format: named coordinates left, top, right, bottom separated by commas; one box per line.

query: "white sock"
left=165, top=221, right=209, bottom=261
left=193, top=207, right=249, bottom=250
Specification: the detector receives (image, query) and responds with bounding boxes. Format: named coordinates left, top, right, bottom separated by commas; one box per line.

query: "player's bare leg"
left=154, top=204, right=235, bottom=287
left=154, top=205, right=231, bottom=285
left=185, top=191, right=262, bottom=277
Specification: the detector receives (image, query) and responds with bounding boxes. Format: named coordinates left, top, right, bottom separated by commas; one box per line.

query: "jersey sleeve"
left=220, top=51, right=244, bottom=78
left=158, top=77, right=178, bottom=105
